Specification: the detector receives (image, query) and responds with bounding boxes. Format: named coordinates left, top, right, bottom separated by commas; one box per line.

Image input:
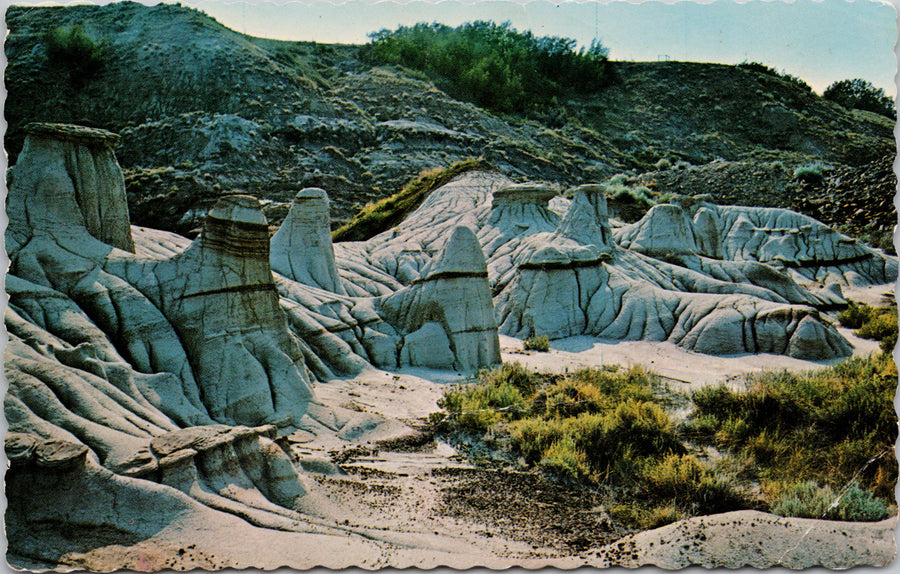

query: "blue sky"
left=184, top=0, right=896, bottom=96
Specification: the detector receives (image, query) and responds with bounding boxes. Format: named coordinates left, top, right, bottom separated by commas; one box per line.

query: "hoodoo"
left=153, top=195, right=315, bottom=426
left=553, top=184, right=613, bottom=251
left=380, top=226, right=501, bottom=371
left=271, top=188, right=347, bottom=294
left=8, top=122, right=135, bottom=253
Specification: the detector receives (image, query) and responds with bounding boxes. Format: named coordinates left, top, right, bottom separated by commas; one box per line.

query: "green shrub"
left=857, top=311, right=897, bottom=341
left=686, top=353, right=898, bottom=495
left=879, top=330, right=896, bottom=354
left=793, top=162, right=826, bottom=185
left=44, top=24, right=105, bottom=85
left=502, top=365, right=682, bottom=483
left=515, top=398, right=684, bottom=483
left=838, top=302, right=897, bottom=349
left=599, top=399, right=683, bottom=461
left=824, top=78, right=896, bottom=120
left=534, top=365, right=666, bottom=421
left=605, top=182, right=656, bottom=223
left=479, top=361, right=543, bottom=397
left=541, top=377, right=607, bottom=418
left=654, top=158, right=672, bottom=171
left=439, top=381, right=524, bottom=433
left=509, top=416, right=568, bottom=464
left=359, top=21, right=616, bottom=114
left=772, top=481, right=889, bottom=521
left=640, top=454, right=746, bottom=514
left=607, top=183, right=654, bottom=205
left=523, top=335, right=550, bottom=352
left=436, top=362, right=549, bottom=433
left=607, top=173, right=629, bottom=186
left=538, top=435, right=589, bottom=479
left=837, top=301, right=873, bottom=329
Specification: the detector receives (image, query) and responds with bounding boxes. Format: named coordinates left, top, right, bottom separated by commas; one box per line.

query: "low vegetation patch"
left=523, top=335, right=550, bottom=352
left=434, top=351, right=897, bottom=530
left=686, top=352, right=897, bottom=511
left=433, top=363, right=746, bottom=528
left=771, top=481, right=889, bottom=521
left=837, top=302, right=897, bottom=353
left=604, top=175, right=656, bottom=222
left=793, top=162, right=828, bottom=185
left=333, top=157, right=494, bottom=242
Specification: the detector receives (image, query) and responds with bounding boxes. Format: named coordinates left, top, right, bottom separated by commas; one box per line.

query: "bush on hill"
left=824, top=78, right=896, bottom=120
left=793, top=162, right=827, bottom=185
left=359, top=21, right=617, bottom=113
left=44, top=24, right=105, bottom=85
left=738, top=61, right=812, bottom=93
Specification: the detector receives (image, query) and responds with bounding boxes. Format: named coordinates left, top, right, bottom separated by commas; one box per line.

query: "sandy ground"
left=500, top=329, right=881, bottom=393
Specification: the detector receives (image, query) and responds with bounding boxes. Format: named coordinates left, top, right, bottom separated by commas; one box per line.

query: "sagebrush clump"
left=793, top=162, right=827, bottom=185
left=771, top=481, right=889, bottom=522
left=523, top=335, right=550, bottom=352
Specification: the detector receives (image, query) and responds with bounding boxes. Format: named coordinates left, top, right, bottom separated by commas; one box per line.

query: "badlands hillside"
left=3, top=2, right=899, bottom=571
left=5, top=2, right=896, bottom=241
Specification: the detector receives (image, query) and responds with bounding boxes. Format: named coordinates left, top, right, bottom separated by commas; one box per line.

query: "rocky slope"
left=5, top=2, right=895, bottom=237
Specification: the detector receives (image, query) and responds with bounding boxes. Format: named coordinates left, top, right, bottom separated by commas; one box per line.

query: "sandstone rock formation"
left=8, top=123, right=135, bottom=253
left=380, top=226, right=501, bottom=371
left=131, top=195, right=315, bottom=426
left=334, top=170, right=896, bottom=360
left=271, top=188, right=347, bottom=295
